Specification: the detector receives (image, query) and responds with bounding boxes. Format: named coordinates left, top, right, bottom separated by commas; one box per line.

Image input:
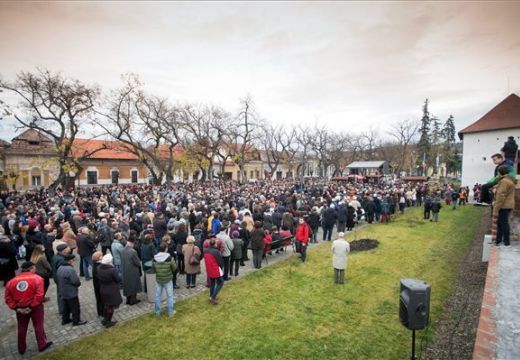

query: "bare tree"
left=310, top=124, right=331, bottom=177
left=234, top=96, right=261, bottom=183
left=181, top=104, right=229, bottom=182
left=327, top=132, right=350, bottom=177
left=95, top=75, right=174, bottom=185
left=359, top=127, right=381, bottom=161
left=259, top=124, right=297, bottom=180
left=388, top=119, right=419, bottom=175
left=0, top=69, right=102, bottom=191
left=295, top=125, right=314, bottom=181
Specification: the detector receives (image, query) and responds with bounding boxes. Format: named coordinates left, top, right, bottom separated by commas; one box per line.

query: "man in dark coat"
left=322, top=204, right=337, bottom=241
left=77, top=227, right=96, bottom=281
left=120, top=238, right=142, bottom=305
left=250, top=222, right=265, bottom=269
left=336, top=204, right=347, bottom=233
left=56, top=254, right=87, bottom=326
left=501, top=136, right=518, bottom=162
left=0, top=234, right=18, bottom=286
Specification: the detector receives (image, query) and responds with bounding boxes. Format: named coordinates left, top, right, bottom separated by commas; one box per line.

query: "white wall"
left=461, top=129, right=520, bottom=189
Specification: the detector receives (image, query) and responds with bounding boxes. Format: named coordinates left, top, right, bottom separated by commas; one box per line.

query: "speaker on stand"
left=399, top=278, right=431, bottom=360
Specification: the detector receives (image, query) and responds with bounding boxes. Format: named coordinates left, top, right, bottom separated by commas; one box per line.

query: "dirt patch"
left=350, top=238, right=379, bottom=252
left=422, top=208, right=490, bottom=359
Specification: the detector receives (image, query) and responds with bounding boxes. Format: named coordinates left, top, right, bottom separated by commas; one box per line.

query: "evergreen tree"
left=416, top=99, right=431, bottom=175
left=442, top=115, right=456, bottom=144
left=431, top=116, right=441, bottom=145
left=442, top=115, right=459, bottom=176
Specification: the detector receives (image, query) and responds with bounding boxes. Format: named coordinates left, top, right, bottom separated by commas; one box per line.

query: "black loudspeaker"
left=399, top=278, right=431, bottom=330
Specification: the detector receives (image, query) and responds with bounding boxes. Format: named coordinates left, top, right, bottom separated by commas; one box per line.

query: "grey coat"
left=121, top=246, right=142, bottom=296
left=56, top=263, right=81, bottom=299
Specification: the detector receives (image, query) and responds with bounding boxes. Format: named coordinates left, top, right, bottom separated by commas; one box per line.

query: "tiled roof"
left=458, top=93, right=520, bottom=139
left=11, top=129, right=53, bottom=143
left=71, top=139, right=139, bottom=160
left=148, top=144, right=184, bottom=159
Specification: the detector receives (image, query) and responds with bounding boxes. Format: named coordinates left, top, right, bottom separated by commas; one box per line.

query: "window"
left=250, top=170, right=254, bottom=179
left=131, top=170, right=138, bottom=183
left=87, top=171, right=97, bottom=185
left=28, top=141, right=40, bottom=145
left=256, top=170, right=260, bottom=179
left=111, top=170, right=119, bottom=184
left=31, top=176, right=41, bottom=187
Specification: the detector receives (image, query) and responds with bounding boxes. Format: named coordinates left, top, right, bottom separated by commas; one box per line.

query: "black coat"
left=322, top=208, right=338, bottom=227
left=97, top=263, right=123, bottom=307
left=0, top=238, right=18, bottom=280
left=78, top=234, right=96, bottom=256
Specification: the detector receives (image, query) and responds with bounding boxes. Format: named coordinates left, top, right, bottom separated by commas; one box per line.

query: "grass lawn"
left=41, top=206, right=483, bottom=360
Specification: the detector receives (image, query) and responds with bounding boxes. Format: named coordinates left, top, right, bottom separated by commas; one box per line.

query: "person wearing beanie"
left=4, top=261, right=52, bottom=355
left=97, top=252, right=122, bottom=327
left=56, top=254, right=87, bottom=326
left=331, top=232, right=350, bottom=285
left=230, top=231, right=243, bottom=277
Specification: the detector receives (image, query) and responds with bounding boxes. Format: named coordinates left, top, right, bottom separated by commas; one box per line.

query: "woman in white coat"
left=331, top=232, right=350, bottom=284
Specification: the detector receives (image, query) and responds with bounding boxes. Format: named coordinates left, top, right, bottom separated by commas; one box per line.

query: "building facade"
left=459, top=93, right=520, bottom=188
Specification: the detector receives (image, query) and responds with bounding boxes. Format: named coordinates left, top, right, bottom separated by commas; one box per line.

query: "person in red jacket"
left=203, top=239, right=224, bottom=304
left=295, top=218, right=310, bottom=262
left=4, top=261, right=52, bottom=355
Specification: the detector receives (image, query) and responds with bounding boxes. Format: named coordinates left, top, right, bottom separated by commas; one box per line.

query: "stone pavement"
left=0, top=228, right=337, bottom=359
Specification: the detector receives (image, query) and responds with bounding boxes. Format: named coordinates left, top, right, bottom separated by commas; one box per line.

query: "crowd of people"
left=0, top=177, right=471, bottom=354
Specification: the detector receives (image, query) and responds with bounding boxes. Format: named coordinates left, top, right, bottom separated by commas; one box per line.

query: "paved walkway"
left=473, top=239, right=520, bottom=360
left=0, top=229, right=337, bottom=359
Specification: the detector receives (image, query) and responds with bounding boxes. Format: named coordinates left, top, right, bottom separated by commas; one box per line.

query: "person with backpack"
left=97, top=219, right=113, bottom=255
left=152, top=242, right=177, bottom=316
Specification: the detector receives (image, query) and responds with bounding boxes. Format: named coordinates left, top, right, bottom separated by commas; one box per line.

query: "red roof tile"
left=71, top=139, right=138, bottom=160
left=458, top=93, right=520, bottom=139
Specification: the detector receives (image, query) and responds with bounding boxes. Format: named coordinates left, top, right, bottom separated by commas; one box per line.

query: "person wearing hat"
left=51, top=243, right=70, bottom=315
left=331, top=232, right=350, bottom=284
left=97, top=252, right=123, bottom=327
left=4, top=261, right=53, bottom=355
left=56, top=254, right=87, bottom=326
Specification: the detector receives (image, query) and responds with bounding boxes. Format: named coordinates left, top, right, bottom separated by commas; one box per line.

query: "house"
left=458, top=93, right=520, bottom=188
left=71, top=139, right=148, bottom=186
left=0, top=129, right=59, bottom=190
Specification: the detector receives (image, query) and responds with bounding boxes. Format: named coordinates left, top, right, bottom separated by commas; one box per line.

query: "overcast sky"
left=0, top=1, right=519, bottom=141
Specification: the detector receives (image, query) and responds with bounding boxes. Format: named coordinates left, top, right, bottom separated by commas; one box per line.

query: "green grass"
left=40, top=206, right=483, bottom=360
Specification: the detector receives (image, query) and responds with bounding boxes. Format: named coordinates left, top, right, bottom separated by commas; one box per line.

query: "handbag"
left=188, top=246, right=200, bottom=266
